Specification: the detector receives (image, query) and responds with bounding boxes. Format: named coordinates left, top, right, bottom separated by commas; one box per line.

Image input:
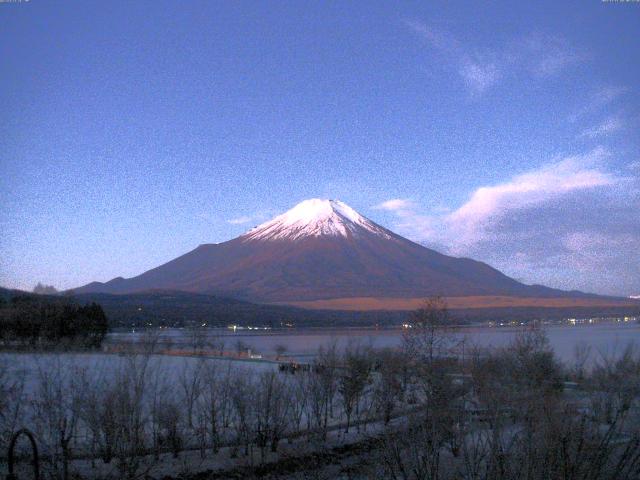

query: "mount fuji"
left=71, top=199, right=618, bottom=308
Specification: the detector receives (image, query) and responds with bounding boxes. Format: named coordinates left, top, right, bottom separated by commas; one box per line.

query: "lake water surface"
left=108, top=321, right=640, bottom=366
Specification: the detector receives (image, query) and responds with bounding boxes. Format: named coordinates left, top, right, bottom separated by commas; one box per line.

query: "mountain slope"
left=71, top=199, right=597, bottom=302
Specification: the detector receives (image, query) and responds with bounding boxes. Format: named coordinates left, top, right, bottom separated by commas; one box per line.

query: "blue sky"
left=1, top=1, right=638, bottom=296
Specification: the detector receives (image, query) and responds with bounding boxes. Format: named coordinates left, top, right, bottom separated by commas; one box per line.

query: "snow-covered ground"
left=0, top=350, right=388, bottom=479
left=2, top=352, right=277, bottom=395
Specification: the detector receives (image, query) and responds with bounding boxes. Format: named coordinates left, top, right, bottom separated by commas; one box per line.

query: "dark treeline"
left=0, top=295, right=108, bottom=348
left=67, top=290, right=409, bottom=328
left=0, top=287, right=408, bottom=328
left=54, top=290, right=640, bottom=328
left=2, top=287, right=636, bottom=329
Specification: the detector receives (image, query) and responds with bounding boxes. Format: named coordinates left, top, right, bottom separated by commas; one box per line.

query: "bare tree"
left=289, top=370, right=310, bottom=440
left=109, top=354, right=153, bottom=479
left=146, top=359, right=173, bottom=461
left=403, top=297, right=455, bottom=365
left=338, top=343, right=372, bottom=433
left=157, top=396, right=184, bottom=458
left=253, top=371, right=291, bottom=462
left=590, top=343, right=640, bottom=424
left=0, top=355, right=26, bottom=458
left=178, top=358, right=205, bottom=441
left=572, top=341, right=592, bottom=382
left=139, top=328, right=162, bottom=354
left=78, top=363, right=120, bottom=468
left=32, top=357, right=87, bottom=480
left=200, top=361, right=232, bottom=454
left=377, top=326, right=576, bottom=480
left=308, top=343, right=339, bottom=440
left=373, top=349, right=405, bottom=425
left=230, top=369, right=254, bottom=458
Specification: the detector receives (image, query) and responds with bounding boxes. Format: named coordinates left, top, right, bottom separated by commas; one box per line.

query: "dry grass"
left=276, top=295, right=639, bottom=311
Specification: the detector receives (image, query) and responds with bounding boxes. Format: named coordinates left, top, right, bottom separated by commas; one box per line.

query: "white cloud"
left=444, top=147, right=616, bottom=249
left=227, top=216, right=252, bottom=225
left=373, top=198, right=414, bottom=211
left=374, top=147, right=638, bottom=294
left=381, top=148, right=618, bottom=252
left=579, top=116, right=624, bottom=139
left=375, top=148, right=640, bottom=294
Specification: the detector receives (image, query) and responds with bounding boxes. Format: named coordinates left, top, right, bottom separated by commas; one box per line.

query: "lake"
left=107, top=320, right=640, bottom=366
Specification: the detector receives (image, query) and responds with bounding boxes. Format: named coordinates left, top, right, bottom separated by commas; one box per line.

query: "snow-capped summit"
left=242, top=199, right=391, bottom=241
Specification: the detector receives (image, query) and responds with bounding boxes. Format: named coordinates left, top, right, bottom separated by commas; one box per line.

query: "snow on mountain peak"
left=241, top=199, right=391, bottom=241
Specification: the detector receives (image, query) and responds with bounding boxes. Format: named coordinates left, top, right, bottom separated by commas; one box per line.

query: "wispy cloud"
left=373, top=198, right=415, bottom=211
left=563, top=231, right=638, bottom=256
left=459, top=61, right=501, bottom=94
left=373, top=198, right=437, bottom=239
left=403, top=19, right=582, bottom=95
left=227, top=210, right=273, bottom=226
left=403, top=19, right=500, bottom=95
left=562, top=231, right=640, bottom=274
left=568, top=85, right=629, bottom=123
left=579, top=116, right=624, bottom=139
left=227, top=216, right=253, bottom=225
left=591, top=85, right=629, bottom=106
left=402, top=20, right=454, bottom=53
left=516, top=33, right=585, bottom=77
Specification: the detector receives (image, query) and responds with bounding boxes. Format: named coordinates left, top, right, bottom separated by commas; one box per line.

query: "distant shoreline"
left=107, top=316, right=638, bottom=336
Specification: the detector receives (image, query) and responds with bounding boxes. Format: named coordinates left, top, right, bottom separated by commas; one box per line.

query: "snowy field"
left=1, top=354, right=280, bottom=451
left=0, top=349, right=405, bottom=479
left=2, top=352, right=277, bottom=397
